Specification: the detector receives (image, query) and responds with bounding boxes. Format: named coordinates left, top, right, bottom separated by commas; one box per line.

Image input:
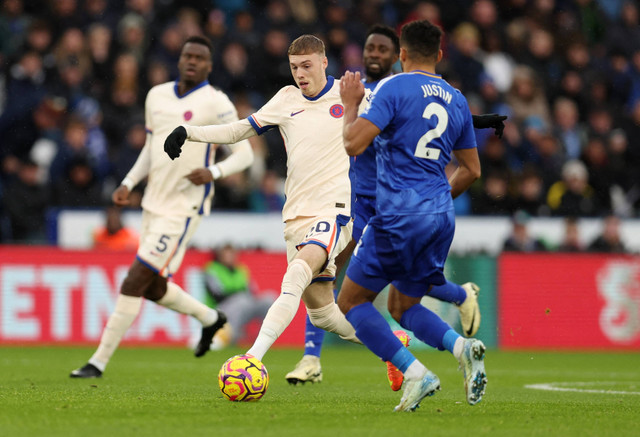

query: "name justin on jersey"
left=421, top=83, right=452, bottom=104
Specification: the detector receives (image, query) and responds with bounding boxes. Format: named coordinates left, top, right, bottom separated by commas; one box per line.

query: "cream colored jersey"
left=247, top=76, right=352, bottom=221
left=125, top=81, right=241, bottom=217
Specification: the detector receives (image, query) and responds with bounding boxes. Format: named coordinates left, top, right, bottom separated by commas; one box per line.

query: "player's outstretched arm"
left=449, top=147, right=481, bottom=199
left=472, top=113, right=507, bottom=138
left=186, top=139, right=254, bottom=185
left=164, top=120, right=256, bottom=160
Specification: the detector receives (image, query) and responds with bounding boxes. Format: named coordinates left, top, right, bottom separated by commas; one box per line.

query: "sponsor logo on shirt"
left=329, top=104, right=344, bottom=118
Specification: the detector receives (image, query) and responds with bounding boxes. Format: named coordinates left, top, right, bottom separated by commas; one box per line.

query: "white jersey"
left=126, top=81, right=241, bottom=217
left=247, top=76, right=352, bottom=221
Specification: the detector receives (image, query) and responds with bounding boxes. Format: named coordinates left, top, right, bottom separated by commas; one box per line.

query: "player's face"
left=178, top=42, right=212, bottom=85
left=363, top=33, right=398, bottom=82
left=289, top=53, right=328, bottom=97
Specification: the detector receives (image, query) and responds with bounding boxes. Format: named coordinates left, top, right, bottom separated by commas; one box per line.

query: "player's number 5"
left=414, top=102, right=448, bottom=160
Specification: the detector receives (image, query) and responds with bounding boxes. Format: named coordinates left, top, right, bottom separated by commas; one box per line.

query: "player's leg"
left=428, top=281, right=481, bottom=337
left=337, top=275, right=440, bottom=412
left=150, top=214, right=225, bottom=357
left=389, top=283, right=487, bottom=405
left=287, top=238, right=356, bottom=384
left=246, top=215, right=351, bottom=361
left=70, top=259, right=154, bottom=378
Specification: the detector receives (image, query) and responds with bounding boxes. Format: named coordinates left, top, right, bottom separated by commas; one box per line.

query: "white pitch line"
left=525, top=382, right=640, bottom=395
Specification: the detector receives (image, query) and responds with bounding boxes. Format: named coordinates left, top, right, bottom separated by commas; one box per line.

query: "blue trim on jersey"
left=173, top=80, right=209, bottom=98
left=248, top=115, right=277, bottom=135
left=310, top=276, right=336, bottom=284
left=198, top=144, right=213, bottom=215
left=136, top=255, right=160, bottom=274
left=303, top=76, right=334, bottom=101
left=145, top=128, right=152, bottom=134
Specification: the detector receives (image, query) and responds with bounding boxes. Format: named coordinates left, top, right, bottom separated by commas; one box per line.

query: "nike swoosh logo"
left=282, top=292, right=296, bottom=296
left=465, top=312, right=476, bottom=337
left=290, top=110, right=305, bottom=117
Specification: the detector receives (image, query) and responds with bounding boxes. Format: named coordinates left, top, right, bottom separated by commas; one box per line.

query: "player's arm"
left=164, top=119, right=256, bottom=160
left=449, top=147, right=481, bottom=199
left=114, top=129, right=152, bottom=205
left=185, top=138, right=254, bottom=185
left=340, top=71, right=380, bottom=156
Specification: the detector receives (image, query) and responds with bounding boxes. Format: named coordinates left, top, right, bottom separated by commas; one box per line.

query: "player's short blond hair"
left=288, top=34, right=325, bottom=56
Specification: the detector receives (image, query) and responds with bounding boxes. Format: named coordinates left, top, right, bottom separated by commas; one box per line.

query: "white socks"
left=404, top=360, right=429, bottom=381
left=453, top=336, right=465, bottom=361
left=308, top=302, right=361, bottom=344
left=89, top=294, right=142, bottom=371
left=247, top=259, right=313, bottom=360
left=158, top=281, right=218, bottom=326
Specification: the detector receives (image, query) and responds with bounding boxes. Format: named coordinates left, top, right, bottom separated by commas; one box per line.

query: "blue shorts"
left=346, top=210, right=455, bottom=297
left=352, top=194, right=376, bottom=242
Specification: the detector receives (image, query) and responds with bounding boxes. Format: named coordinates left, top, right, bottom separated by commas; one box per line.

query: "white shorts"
left=284, top=214, right=352, bottom=282
left=136, top=210, right=202, bottom=278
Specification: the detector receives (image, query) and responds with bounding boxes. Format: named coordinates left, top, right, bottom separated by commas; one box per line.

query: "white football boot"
left=457, top=282, right=481, bottom=337
left=285, top=355, right=322, bottom=385
left=394, top=369, right=441, bottom=412
left=458, top=338, right=488, bottom=405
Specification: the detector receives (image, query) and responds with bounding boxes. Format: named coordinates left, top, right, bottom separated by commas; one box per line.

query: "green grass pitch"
left=1, top=345, right=638, bottom=437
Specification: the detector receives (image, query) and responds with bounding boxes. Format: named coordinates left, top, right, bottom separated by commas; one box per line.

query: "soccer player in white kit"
left=164, top=35, right=363, bottom=362
left=70, top=36, right=254, bottom=378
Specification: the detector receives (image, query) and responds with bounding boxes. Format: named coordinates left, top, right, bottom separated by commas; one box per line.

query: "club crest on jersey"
left=329, top=104, right=344, bottom=118
left=183, top=110, right=193, bottom=121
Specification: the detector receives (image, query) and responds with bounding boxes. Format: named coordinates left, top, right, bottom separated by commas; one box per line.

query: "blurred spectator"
left=249, top=170, right=285, bottom=213
left=513, top=167, right=549, bottom=216
left=199, top=244, right=276, bottom=348
left=552, top=96, right=587, bottom=160
left=502, top=210, right=548, bottom=252
left=472, top=169, right=515, bottom=215
left=92, top=205, right=138, bottom=250
left=3, top=158, right=48, bottom=242
left=49, top=116, right=103, bottom=183
left=588, top=214, right=627, bottom=253
left=505, top=65, right=551, bottom=128
left=547, top=159, right=600, bottom=217
left=51, top=155, right=103, bottom=207
left=448, top=22, right=485, bottom=95
left=556, top=216, right=584, bottom=252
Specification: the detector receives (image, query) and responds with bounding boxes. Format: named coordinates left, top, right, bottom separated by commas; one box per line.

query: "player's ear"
left=436, top=49, right=443, bottom=63
left=322, top=55, right=328, bottom=69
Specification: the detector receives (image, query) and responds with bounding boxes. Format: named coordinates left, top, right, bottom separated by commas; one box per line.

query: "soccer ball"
left=218, top=354, right=269, bottom=402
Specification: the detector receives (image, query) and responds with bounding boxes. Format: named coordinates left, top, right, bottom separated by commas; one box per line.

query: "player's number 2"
left=414, top=102, right=448, bottom=160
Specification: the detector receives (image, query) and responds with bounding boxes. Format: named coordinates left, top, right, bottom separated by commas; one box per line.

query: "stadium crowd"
left=1, top=0, right=639, bottom=244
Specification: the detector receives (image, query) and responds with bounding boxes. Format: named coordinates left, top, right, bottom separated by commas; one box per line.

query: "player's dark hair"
left=183, top=35, right=214, bottom=60
left=288, top=34, right=325, bottom=56
left=400, top=20, right=442, bottom=62
left=366, top=24, right=400, bottom=54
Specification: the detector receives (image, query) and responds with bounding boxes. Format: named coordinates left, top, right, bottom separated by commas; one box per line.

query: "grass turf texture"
left=1, top=346, right=638, bottom=437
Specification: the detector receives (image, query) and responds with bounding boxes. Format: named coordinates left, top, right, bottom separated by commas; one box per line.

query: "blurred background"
left=1, top=0, right=639, bottom=351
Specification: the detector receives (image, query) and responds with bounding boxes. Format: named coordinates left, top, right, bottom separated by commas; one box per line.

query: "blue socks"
left=303, top=314, right=326, bottom=357
left=346, top=302, right=416, bottom=372
left=428, top=280, right=466, bottom=305
left=400, top=303, right=459, bottom=352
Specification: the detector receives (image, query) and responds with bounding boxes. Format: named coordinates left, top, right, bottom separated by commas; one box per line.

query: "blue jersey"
left=360, top=71, right=476, bottom=216
left=352, top=80, right=380, bottom=198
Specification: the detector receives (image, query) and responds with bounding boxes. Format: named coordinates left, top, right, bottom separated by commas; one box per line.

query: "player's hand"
left=186, top=168, right=214, bottom=186
left=339, top=70, right=365, bottom=108
left=112, top=185, right=130, bottom=206
left=164, top=126, right=187, bottom=159
left=472, top=113, right=507, bottom=138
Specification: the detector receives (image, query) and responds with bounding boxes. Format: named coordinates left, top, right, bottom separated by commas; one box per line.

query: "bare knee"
left=120, top=260, right=159, bottom=298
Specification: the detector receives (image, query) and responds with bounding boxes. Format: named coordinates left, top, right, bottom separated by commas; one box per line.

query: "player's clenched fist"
left=164, top=126, right=187, bottom=159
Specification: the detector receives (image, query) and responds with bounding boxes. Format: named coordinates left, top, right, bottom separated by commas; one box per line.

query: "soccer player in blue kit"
left=338, top=20, right=487, bottom=412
